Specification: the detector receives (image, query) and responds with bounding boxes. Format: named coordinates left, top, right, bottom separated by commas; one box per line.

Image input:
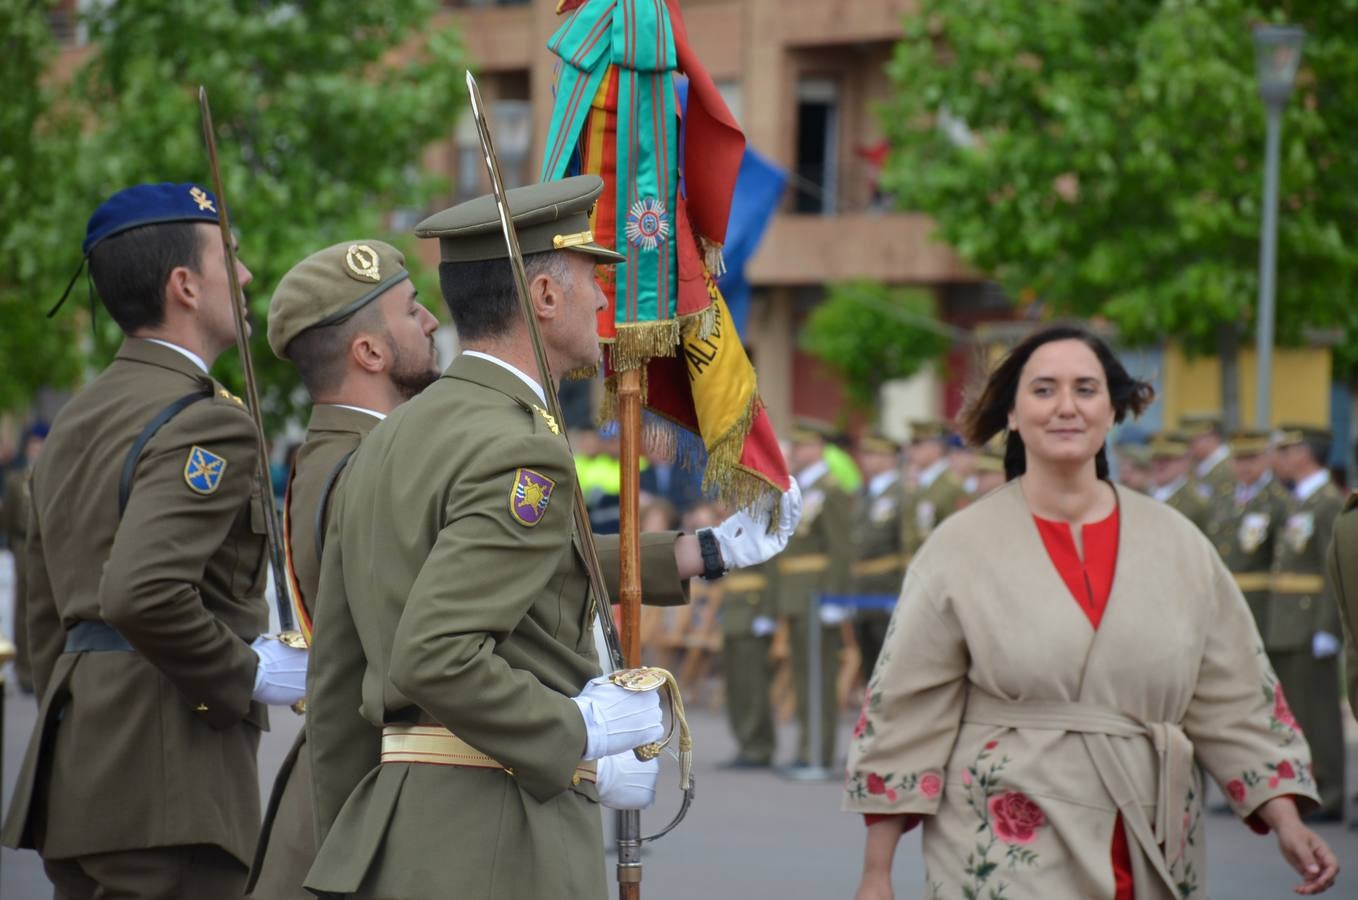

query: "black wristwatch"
left=696, top=528, right=727, bottom=581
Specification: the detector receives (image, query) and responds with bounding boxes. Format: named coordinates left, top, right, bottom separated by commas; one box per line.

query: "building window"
left=794, top=77, right=839, bottom=214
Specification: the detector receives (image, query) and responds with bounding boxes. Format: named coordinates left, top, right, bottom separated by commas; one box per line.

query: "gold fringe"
left=700, top=237, right=726, bottom=278
left=610, top=321, right=680, bottom=372
left=561, top=363, right=600, bottom=382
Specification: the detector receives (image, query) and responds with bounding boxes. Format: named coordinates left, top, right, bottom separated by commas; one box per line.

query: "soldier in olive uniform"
left=849, top=431, right=907, bottom=682
left=247, top=240, right=441, bottom=899
left=1114, top=442, right=1153, bottom=494
left=303, top=176, right=801, bottom=899
left=1149, top=431, right=1209, bottom=531
left=902, top=420, right=968, bottom=554
left=1325, top=491, right=1358, bottom=727
left=1, top=183, right=308, bottom=899
left=718, top=559, right=778, bottom=768
left=1203, top=430, right=1289, bottom=633
left=776, top=419, right=853, bottom=770
left=1, top=423, right=46, bottom=694
left=1182, top=411, right=1234, bottom=506
left=972, top=437, right=1007, bottom=496
left=1269, top=425, right=1346, bottom=821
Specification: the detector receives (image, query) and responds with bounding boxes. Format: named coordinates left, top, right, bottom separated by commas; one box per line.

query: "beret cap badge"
left=189, top=186, right=216, bottom=212
left=345, top=243, right=382, bottom=282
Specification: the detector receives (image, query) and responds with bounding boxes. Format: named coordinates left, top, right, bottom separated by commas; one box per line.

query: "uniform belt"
left=381, top=723, right=598, bottom=785
left=64, top=620, right=134, bottom=653
left=851, top=554, right=907, bottom=577
left=722, top=573, right=768, bottom=592
left=777, top=553, right=829, bottom=575
left=1232, top=571, right=1272, bottom=592
left=1271, top=573, right=1324, bottom=594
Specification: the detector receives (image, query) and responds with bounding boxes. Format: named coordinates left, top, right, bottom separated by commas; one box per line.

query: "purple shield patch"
left=509, top=467, right=556, bottom=527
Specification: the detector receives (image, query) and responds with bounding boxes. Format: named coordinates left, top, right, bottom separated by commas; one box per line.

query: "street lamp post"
left=1252, top=24, right=1305, bottom=429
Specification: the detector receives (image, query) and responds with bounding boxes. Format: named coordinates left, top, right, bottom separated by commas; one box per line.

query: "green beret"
left=908, top=419, right=950, bottom=443
left=1228, top=429, right=1273, bottom=457
left=1179, top=411, right=1223, bottom=438
left=1148, top=432, right=1189, bottom=460
left=267, top=240, right=410, bottom=359
left=414, top=174, right=624, bottom=264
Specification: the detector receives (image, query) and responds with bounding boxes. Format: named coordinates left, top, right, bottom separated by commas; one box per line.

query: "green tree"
left=1, top=0, right=466, bottom=430
left=799, top=280, right=951, bottom=413
left=881, top=0, right=1358, bottom=385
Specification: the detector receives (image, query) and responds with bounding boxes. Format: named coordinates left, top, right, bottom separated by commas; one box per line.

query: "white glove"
left=250, top=634, right=309, bottom=706
left=704, top=480, right=803, bottom=570
left=819, top=603, right=851, bottom=626
left=571, top=675, right=664, bottom=760
left=752, top=615, right=777, bottom=638
left=595, top=750, right=660, bottom=810
left=1312, top=630, right=1341, bottom=659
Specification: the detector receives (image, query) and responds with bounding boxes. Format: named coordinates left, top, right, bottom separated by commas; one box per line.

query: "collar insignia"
left=532, top=404, right=560, bottom=435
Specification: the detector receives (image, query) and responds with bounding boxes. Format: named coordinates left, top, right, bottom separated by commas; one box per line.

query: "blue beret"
left=83, top=182, right=220, bottom=255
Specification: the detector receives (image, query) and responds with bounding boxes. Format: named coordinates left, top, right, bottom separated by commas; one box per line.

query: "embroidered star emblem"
left=189, top=186, right=216, bottom=212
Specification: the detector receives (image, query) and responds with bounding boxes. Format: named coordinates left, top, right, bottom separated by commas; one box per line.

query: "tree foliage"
left=799, top=280, right=951, bottom=412
left=1, top=0, right=466, bottom=429
left=881, top=0, right=1358, bottom=371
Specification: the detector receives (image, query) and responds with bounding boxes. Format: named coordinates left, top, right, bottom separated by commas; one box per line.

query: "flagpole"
left=616, top=363, right=644, bottom=898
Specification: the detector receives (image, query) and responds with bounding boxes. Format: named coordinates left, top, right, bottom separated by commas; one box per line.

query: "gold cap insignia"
left=189, top=186, right=216, bottom=212
left=345, top=243, right=381, bottom=282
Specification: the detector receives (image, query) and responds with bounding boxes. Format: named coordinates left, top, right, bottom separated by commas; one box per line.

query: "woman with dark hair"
left=844, top=325, right=1338, bottom=899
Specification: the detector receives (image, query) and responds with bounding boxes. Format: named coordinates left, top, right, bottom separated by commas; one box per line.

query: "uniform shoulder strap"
left=118, top=385, right=215, bottom=518
left=313, top=448, right=357, bottom=562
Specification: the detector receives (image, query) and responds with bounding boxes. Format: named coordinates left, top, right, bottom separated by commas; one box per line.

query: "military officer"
left=302, top=175, right=800, bottom=899
left=1114, top=441, right=1153, bottom=494
left=1270, top=425, right=1346, bottom=821
left=776, top=419, right=852, bottom=771
left=1181, top=410, right=1234, bottom=502
left=718, top=556, right=778, bottom=768
left=1, top=422, right=47, bottom=694
left=1326, top=488, right=1358, bottom=727
left=902, top=420, right=967, bottom=553
left=1, top=183, right=308, bottom=899
left=247, top=240, right=441, bottom=899
left=1204, top=429, right=1289, bottom=633
left=849, top=431, right=906, bottom=682
left=1148, top=431, right=1209, bottom=531
left=972, top=437, right=1008, bottom=496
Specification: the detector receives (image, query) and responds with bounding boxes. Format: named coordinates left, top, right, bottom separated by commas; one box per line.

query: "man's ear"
left=529, top=270, right=561, bottom=322
left=164, top=265, right=198, bottom=313
left=350, top=331, right=388, bottom=375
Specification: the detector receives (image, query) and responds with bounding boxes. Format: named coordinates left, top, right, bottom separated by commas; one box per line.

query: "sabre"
left=197, top=86, right=306, bottom=651
left=464, top=70, right=693, bottom=899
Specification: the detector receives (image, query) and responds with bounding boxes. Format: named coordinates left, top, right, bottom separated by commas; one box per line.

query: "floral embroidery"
left=853, top=689, right=881, bottom=740
left=1262, top=673, right=1301, bottom=744
left=1225, top=779, right=1247, bottom=804
left=1172, top=773, right=1203, bottom=898
left=1238, top=757, right=1313, bottom=793
left=846, top=768, right=944, bottom=806
left=959, top=740, right=1041, bottom=899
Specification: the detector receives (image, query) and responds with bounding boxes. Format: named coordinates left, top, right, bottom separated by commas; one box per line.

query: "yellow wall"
left=1162, top=343, right=1331, bottom=428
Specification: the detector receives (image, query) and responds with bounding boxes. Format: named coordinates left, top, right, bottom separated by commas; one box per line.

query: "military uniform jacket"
left=304, top=354, right=687, bottom=899
left=1163, top=479, right=1209, bottom=532
left=902, top=466, right=967, bottom=556
left=846, top=483, right=1318, bottom=900
left=775, top=467, right=852, bottom=618
left=1, top=466, right=31, bottom=544
left=1324, top=492, right=1358, bottom=720
left=1267, top=479, right=1343, bottom=652
left=2, top=339, right=269, bottom=865
left=248, top=404, right=377, bottom=893
left=721, top=562, right=776, bottom=637
left=851, top=474, right=908, bottom=596
left=1203, top=477, right=1289, bottom=627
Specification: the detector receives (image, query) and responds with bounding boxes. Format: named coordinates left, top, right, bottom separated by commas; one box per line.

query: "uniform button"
left=195, top=703, right=209, bottom=712
left=572, top=774, right=583, bottom=786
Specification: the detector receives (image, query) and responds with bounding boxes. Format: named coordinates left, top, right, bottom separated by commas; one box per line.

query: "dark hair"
left=959, top=324, right=1155, bottom=480
left=284, top=301, right=385, bottom=398
left=1299, top=436, right=1332, bottom=470
left=88, top=221, right=205, bottom=334
left=438, top=251, right=568, bottom=342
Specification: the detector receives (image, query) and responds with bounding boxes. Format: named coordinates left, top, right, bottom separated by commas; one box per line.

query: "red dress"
left=865, top=509, right=1132, bottom=899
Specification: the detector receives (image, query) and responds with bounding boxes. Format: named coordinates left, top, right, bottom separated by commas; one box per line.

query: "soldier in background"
left=1148, top=431, right=1208, bottom=530
left=972, top=438, right=1007, bottom=496
left=248, top=239, right=441, bottom=899
left=1182, top=411, right=1234, bottom=502
left=849, top=431, right=906, bottom=683
left=717, top=540, right=777, bottom=769
left=946, top=434, right=979, bottom=495
left=776, top=419, right=852, bottom=769
left=902, top=420, right=967, bottom=553
left=1270, top=425, right=1346, bottom=822
left=1205, top=430, right=1288, bottom=637
left=1114, top=442, right=1153, bottom=494
left=1, top=423, right=47, bottom=694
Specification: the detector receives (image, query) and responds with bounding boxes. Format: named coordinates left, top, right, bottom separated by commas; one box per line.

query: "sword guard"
left=275, top=630, right=309, bottom=650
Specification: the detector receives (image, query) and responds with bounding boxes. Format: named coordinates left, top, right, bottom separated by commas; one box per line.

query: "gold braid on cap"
left=552, top=229, right=597, bottom=250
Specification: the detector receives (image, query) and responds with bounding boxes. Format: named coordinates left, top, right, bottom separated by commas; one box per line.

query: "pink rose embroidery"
left=1226, top=779, right=1246, bottom=803
left=919, top=772, right=942, bottom=799
left=853, top=709, right=869, bottom=739
left=866, top=773, right=887, bottom=795
left=1273, top=686, right=1299, bottom=732
left=985, top=740, right=998, bottom=750
left=885, top=788, right=899, bottom=802
left=988, top=791, right=1045, bottom=845
left=961, top=769, right=972, bottom=787
left=1268, top=776, right=1280, bottom=789
left=1275, top=761, right=1295, bottom=780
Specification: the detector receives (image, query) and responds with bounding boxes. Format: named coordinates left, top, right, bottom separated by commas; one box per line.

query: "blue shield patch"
left=184, top=445, right=227, bottom=495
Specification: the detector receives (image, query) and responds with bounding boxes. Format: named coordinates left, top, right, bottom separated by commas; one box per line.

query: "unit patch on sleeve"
left=509, top=467, right=556, bottom=526
left=184, top=445, right=228, bottom=495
